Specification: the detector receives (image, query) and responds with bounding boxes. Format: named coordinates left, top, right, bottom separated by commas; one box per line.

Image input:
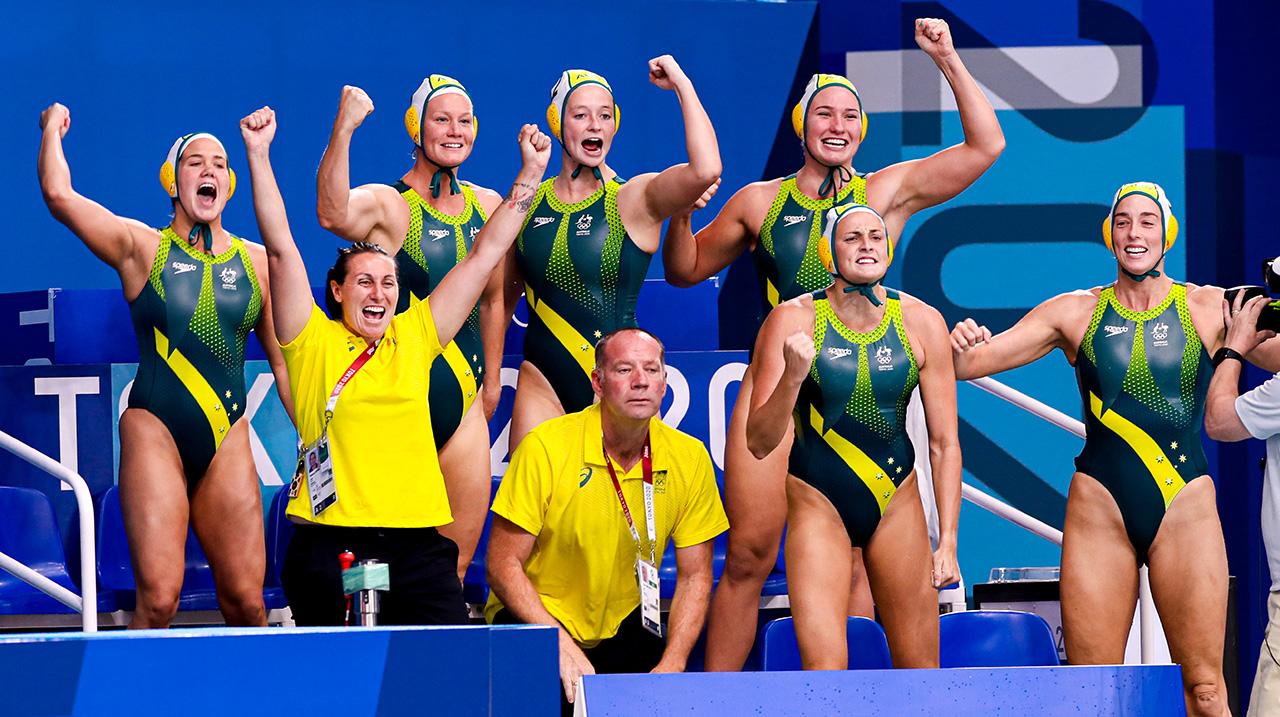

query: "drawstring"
left=429, top=166, right=461, bottom=198
left=571, top=164, right=604, bottom=183
left=842, top=280, right=883, bottom=307
left=188, top=222, right=213, bottom=255
left=818, top=164, right=852, bottom=201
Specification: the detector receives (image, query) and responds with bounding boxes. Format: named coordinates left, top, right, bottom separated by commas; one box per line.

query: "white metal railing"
left=0, top=429, right=97, bottom=631
left=962, top=377, right=1156, bottom=664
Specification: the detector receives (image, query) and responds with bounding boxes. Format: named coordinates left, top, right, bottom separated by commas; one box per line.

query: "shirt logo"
left=578, top=467, right=593, bottom=488
left=427, top=229, right=450, bottom=241
left=172, top=261, right=198, bottom=275
left=219, top=266, right=238, bottom=290
left=1151, top=321, right=1169, bottom=347
left=782, top=214, right=809, bottom=227
left=876, top=345, right=893, bottom=366
left=826, top=347, right=852, bottom=359
left=575, top=214, right=593, bottom=236
left=532, top=216, right=556, bottom=229
left=1103, top=325, right=1129, bottom=337
left=653, top=470, right=667, bottom=494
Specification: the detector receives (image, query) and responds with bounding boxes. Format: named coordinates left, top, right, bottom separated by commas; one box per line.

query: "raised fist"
left=517, top=124, right=552, bottom=175
left=950, top=318, right=991, bottom=354
left=914, top=17, right=956, bottom=61
left=337, top=85, right=375, bottom=131
left=40, top=103, right=71, bottom=139
left=782, top=330, right=817, bottom=379
left=240, top=106, right=277, bottom=151
left=648, top=55, right=689, bottom=91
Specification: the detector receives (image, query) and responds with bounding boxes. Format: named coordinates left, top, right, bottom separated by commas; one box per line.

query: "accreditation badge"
left=303, top=432, right=338, bottom=516
left=638, top=558, right=663, bottom=638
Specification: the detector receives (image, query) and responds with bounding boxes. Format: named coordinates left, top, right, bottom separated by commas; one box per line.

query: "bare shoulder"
left=896, top=291, right=947, bottom=332
left=462, top=182, right=503, bottom=215
left=356, top=180, right=404, bottom=204
left=767, top=292, right=816, bottom=331
left=1185, top=281, right=1225, bottom=308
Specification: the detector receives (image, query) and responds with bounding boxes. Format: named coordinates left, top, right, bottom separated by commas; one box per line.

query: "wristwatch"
left=1212, top=347, right=1245, bottom=367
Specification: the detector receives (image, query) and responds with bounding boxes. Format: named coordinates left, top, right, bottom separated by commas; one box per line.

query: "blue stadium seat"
left=939, top=610, right=1060, bottom=667
left=760, top=616, right=892, bottom=671
left=263, top=486, right=293, bottom=610
left=96, top=485, right=219, bottom=612
left=0, top=486, right=106, bottom=614
left=658, top=532, right=728, bottom=599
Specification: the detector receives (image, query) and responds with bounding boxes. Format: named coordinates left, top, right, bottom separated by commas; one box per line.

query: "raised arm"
left=950, top=291, right=1086, bottom=380
left=662, top=181, right=759, bottom=288
left=907, top=302, right=961, bottom=587
left=869, top=19, right=1004, bottom=219
left=240, top=108, right=313, bottom=345
left=38, top=103, right=150, bottom=278
left=316, top=85, right=394, bottom=243
left=428, top=125, right=550, bottom=348
left=633, top=55, right=722, bottom=224
left=1207, top=294, right=1278, bottom=440
left=746, top=301, right=815, bottom=459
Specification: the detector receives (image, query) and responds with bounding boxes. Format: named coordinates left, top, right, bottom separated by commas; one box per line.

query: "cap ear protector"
left=1101, top=181, right=1178, bottom=252
left=404, top=74, right=476, bottom=148
left=160, top=133, right=235, bottom=202
left=792, top=74, right=866, bottom=144
left=546, top=69, right=619, bottom=143
left=818, top=203, right=892, bottom=277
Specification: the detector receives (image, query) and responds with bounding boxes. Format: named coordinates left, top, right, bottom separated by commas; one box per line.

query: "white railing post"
left=0, top=428, right=97, bottom=631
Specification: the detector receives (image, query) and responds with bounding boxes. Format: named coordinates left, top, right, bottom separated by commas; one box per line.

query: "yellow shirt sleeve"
left=671, top=448, right=729, bottom=548
left=492, top=430, right=555, bottom=537
left=278, top=303, right=327, bottom=354
left=404, top=295, right=444, bottom=360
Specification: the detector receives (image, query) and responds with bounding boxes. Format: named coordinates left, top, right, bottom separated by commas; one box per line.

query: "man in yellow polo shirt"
left=486, top=328, right=728, bottom=714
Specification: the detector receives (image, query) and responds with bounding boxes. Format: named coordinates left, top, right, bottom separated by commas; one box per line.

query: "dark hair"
left=325, top=242, right=398, bottom=318
left=593, top=327, right=666, bottom=369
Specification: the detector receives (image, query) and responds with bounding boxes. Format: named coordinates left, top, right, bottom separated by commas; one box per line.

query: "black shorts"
left=282, top=524, right=468, bottom=627
left=493, top=607, right=665, bottom=717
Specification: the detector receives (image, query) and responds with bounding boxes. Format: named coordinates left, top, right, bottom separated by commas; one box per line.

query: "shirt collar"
left=581, top=403, right=671, bottom=476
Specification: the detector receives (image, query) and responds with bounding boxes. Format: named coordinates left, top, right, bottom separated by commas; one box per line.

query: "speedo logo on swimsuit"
left=575, top=214, right=593, bottom=236
left=427, top=229, right=450, bottom=241
left=782, top=214, right=809, bottom=227
left=531, top=217, right=556, bottom=229
left=876, top=345, right=894, bottom=370
left=826, top=347, right=852, bottom=359
left=171, top=261, right=198, bottom=275
left=1103, top=325, right=1129, bottom=337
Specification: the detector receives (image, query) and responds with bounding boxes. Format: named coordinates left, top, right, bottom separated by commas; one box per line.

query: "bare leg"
left=864, top=474, right=938, bottom=667
left=1148, top=476, right=1231, bottom=716
left=1060, top=472, right=1139, bottom=665
left=437, top=400, right=493, bottom=581
left=118, top=409, right=189, bottom=628
left=784, top=475, right=854, bottom=670
left=509, top=362, right=565, bottom=453
left=848, top=548, right=874, bottom=618
left=189, top=420, right=266, bottom=627
left=703, top=372, right=791, bottom=671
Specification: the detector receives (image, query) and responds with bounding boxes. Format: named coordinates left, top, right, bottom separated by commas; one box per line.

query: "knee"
left=1185, top=678, right=1226, bottom=717
left=134, top=586, right=181, bottom=627
left=218, top=584, right=266, bottom=626
left=722, top=539, right=778, bottom=583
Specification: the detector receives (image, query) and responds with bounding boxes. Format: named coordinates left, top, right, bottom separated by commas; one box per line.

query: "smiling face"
left=592, top=330, right=667, bottom=423
left=175, top=137, right=231, bottom=224
left=832, top=210, right=890, bottom=285
left=419, top=92, right=474, bottom=168
left=561, top=84, right=616, bottom=169
left=1110, top=193, right=1165, bottom=277
left=804, top=86, right=861, bottom=167
left=330, top=252, right=399, bottom=341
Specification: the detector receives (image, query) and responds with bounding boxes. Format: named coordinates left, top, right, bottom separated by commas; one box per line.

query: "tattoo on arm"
left=506, top=182, right=538, bottom=213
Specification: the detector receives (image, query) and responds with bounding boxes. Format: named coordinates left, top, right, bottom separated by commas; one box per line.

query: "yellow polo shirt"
left=485, top=403, right=728, bottom=645
left=280, top=302, right=451, bottom=528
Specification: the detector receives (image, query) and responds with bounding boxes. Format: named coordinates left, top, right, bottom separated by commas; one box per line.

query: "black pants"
left=282, top=524, right=468, bottom=626
left=494, top=608, right=666, bottom=716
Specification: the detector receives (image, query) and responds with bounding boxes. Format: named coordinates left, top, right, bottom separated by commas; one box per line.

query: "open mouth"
left=1124, top=246, right=1148, bottom=256
left=440, top=142, right=464, bottom=150
left=821, top=138, right=849, bottom=148
left=582, top=138, right=604, bottom=153
left=361, top=306, right=386, bottom=320
left=196, top=182, right=218, bottom=205
left=856, top=257, right=877, bottom=265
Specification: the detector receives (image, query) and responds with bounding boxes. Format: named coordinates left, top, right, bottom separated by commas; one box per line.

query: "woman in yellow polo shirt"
left=238, top=107, right=551, bottom=625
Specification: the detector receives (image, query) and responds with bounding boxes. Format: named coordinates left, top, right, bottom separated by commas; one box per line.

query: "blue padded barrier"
left=759, top=616, right=892, bottom=671
left=939, top=610, right=1060, bottom=668
left=463, top=478, right=501, bottom=605
left=579, top=665, right=1185, bottom=716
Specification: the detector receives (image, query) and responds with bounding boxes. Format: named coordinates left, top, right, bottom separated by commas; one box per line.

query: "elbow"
left=1204, top=406, right=1233, bottom=441
left=316, top=207, right=345, bottom=234
left=691, top=161, right=722, bottom=189
left=745, top=432, right=774, bottom=461
left=41, top=186, right=72, bottom=217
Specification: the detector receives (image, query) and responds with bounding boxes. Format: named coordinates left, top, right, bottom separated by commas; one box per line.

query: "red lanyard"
left=323, top=340, right=378, bottom=425
left=602, top=434, right=656, bottom=565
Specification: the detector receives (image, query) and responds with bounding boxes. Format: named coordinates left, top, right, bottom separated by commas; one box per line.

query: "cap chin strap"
left=1119, top=245, right=1165, bottom=282
left=841, top=279, right=883, bottom=307
left=570, top=163, right=604, bottom=183
left=187, top=222, right=213, bottom=254
left=420, top=148, right=462, bottom=199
